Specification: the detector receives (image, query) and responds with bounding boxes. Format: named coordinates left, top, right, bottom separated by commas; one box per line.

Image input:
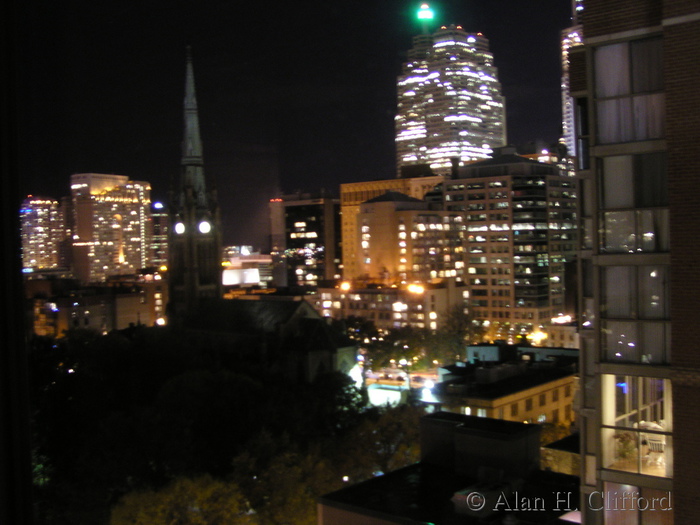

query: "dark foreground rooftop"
left=320, top=462, right=579, bottom=525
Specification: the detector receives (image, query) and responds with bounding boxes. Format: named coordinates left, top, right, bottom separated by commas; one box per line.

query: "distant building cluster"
left=18, top=0, right=700, bottom=522
left=21, top=175, right=163, bottom=282
left=20, top=7, right=578, bottom=344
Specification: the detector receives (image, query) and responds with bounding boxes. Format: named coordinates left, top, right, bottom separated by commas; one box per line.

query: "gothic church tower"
left=168, top=47, right=222, bottom=318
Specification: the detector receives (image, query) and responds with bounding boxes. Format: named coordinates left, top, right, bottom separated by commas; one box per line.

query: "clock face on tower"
left=174, top=221, right=186, bottom=234
left=198, top=220, right=211, bottom=234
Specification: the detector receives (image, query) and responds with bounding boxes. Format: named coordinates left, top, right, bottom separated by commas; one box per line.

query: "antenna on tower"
left=417, top=3, right=435, bottom=35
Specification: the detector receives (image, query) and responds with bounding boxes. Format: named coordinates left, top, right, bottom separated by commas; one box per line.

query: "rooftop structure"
left=182, top=295, right=357, bottom=383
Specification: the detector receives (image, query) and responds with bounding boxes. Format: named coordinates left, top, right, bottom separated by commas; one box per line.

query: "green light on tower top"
left=417, top=3, right=435, bottom=20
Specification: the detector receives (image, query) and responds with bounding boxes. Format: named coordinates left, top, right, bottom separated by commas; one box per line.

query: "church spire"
left=167, top=47, right=223, bottom=319
left=181, top=46, right=207, bottom=208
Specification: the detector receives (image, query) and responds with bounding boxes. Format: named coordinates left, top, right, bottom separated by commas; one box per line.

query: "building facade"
left=27, top=277, right=168, bottom=337
left=269, top=191, right=341, bottom=291
left=315, top=279, right=469, bottom=333
left=436, top=366, right=577, bottom=428
left=573, top=1, right=700, bottom=523
left=444, top=147, right=578, bottom=337
left=149, top=201, right=169, bottom=270
left=20, top=195, right=65, bottom=271
left=340, top=175, right=444, bottom=281
left=356, top=191, right=465, bottom=284
left=395, top=24, right=506, bottom=177
left=70, top=173, right=152, bottom=284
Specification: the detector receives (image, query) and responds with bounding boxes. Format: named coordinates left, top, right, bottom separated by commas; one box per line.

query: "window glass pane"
left=601, top=377, right=673, bottom=478
left=602, top=156, right=634, bottom=208
left=602, top=482, right=640, bottom=522
left=638, top=266, right=668, bottom=319
left=583, top=297, right=595, bottom=329
left=616, top=375, right=638, bottom=427
left=631, top=38, right=663, bottom=92
left=633, top=93, right=665, bottom=140
left=602, top=211, right=635, bottom=252
left=641, top=488, right=673, bottom=523
left=604, top=321, right=638, bottom=362
left=603, top=429, right=644, bottom=476
left=640, top=322, right=666, bottom=364
left=603, top=266, right=633, bottom=318
left=638, top=209, right=669, bottom=252
left=595, top=43, right=630, bottom=97
left=597, top=98, right=634, bottom=143
left=634, top=152, right=667, bottom=207
left=582, top=218, right=593, bottom=249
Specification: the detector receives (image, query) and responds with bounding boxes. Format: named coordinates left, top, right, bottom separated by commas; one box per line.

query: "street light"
left=399, top=358, right=411, bottom=389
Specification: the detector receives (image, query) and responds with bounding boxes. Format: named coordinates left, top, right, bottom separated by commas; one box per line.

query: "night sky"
left=16, top=0, right=573, bottom=248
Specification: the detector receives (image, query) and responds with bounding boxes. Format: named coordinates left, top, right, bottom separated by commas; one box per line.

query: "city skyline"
left=16, top=1, right=572, bottom=247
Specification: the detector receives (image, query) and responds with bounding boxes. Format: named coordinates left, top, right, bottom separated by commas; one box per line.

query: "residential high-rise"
left=70, top=173, right=152, bottom=283
left=340, top=174, right=444, bottom=281
left=269, top=191, right=341, bottom=291
left=445, top=146, right=578, bottom=339
left=573, top=1, right=700, bottom=523
left=356, top=191, right=465, bottom=284
left=167, top=48, right=222, bottom=317
left=19, top=195, right=64, bottom=271
left=395, top=23, right=506, bottom=177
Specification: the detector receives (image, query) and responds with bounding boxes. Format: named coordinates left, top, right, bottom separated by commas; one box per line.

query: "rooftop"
left=437, top=363, right=576, bottom=401
left=321, top=461, right=579, bottom=524
left=363, top=190, right=425, bottom=204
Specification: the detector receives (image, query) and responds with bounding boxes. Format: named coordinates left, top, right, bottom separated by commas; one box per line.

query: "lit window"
left=600, top=375, right=672, bottom=478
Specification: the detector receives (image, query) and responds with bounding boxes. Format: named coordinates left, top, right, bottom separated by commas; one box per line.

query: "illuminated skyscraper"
left=149, top=201, right=169, bottom=270
left=395, top=23, right=506, bottom=177
left=269, top=191, right=341, bottom=291
left=70, top=173, right=152, bottom=283
left=19, top=195, right=64, bottom=271
left=560, top=0, right=583, bottom=159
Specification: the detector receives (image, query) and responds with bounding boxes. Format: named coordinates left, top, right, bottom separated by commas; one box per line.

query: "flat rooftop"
left=320, top=462, right=579, bottom=524
left=439, top=365, right=575, bottom=401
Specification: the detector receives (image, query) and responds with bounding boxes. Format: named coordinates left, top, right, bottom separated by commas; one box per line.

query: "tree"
left=341, top=404, right=424, bottom=475
left=230, top=437, right=343, bottom=525
left=152, top=369, right=264, bottom=476
left=540, top=422, right=572, bottom=446
left=110, top=475, right=256, bottom=525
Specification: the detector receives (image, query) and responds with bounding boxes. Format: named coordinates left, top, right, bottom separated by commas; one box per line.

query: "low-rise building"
left=428, top=343, right=578, bottom=427
left=314, top=279, right=469, bottom=332
left=181, top=295, right=357, bottom=383
left=432, top=363, right=577, bottom=427
left=26, top=276, right=168, bottom=337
